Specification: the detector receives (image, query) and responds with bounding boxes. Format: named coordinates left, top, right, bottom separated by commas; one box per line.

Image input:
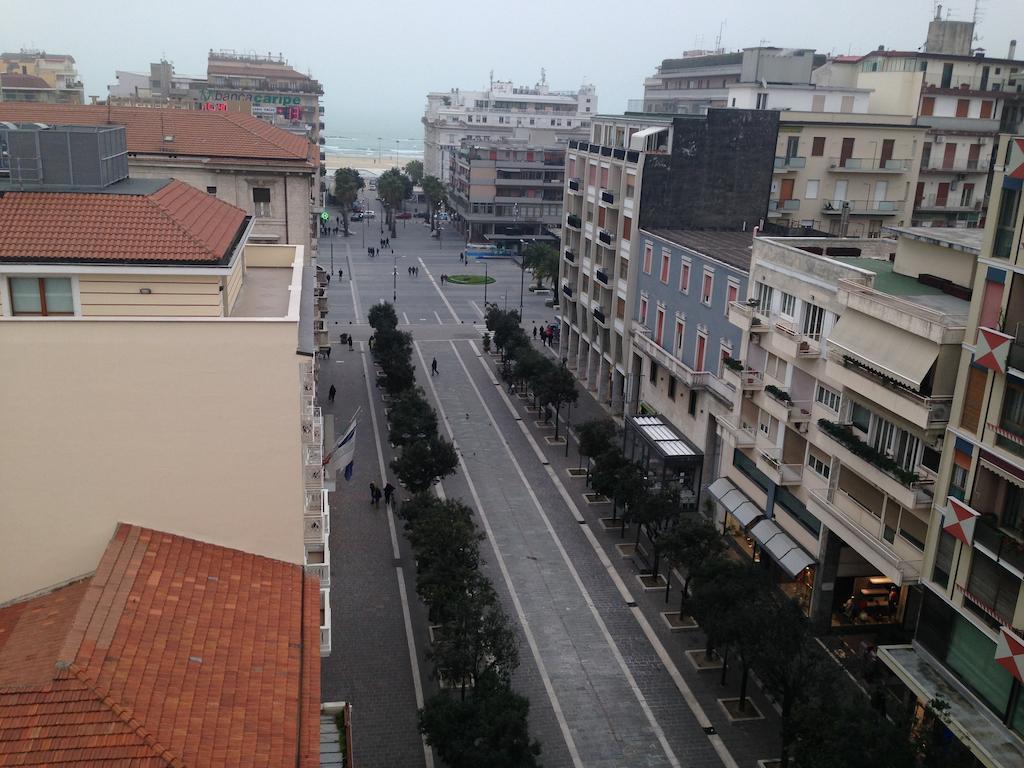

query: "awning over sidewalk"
left=707, top=478, right=764, bottom=528
left=750, top=519, right=815, bottom=578
left=828, top=311, right=939, bottom=390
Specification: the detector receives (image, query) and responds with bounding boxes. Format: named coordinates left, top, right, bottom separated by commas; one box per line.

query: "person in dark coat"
left=383, top=482, right=395, bottom=506
left=328, top=384, right=337, bottom=403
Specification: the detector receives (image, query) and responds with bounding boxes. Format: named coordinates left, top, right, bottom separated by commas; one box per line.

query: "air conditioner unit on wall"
left=935, top=135, right=945, bottom=143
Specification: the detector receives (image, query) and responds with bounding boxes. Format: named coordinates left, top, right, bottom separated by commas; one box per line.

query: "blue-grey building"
left=629, top=229, right=753, bottom=483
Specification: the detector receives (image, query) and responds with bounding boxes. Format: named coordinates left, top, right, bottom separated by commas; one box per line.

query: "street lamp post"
left=393, top=251, right=397, bottom=304
left=483, top=260, right=488, bottom=306
left=519, top=238, right=526, bottom=319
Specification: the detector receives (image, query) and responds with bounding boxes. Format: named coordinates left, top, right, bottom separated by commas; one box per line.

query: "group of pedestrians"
left=369, top=481, right=395, bottom=508
left=407, top=266, right=420, bottom=277
left=379, top=237, right=391, bottom=249
left=533, top=323, right=557, bottom=347
left=439, top=274, right=451, bottom=284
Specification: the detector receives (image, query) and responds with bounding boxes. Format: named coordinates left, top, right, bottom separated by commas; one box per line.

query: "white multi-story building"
left=422, top=75, right=596, bottom=182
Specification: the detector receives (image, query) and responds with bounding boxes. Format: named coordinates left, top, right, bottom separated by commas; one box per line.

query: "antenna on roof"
left=715, top=20, right=727, bottom=53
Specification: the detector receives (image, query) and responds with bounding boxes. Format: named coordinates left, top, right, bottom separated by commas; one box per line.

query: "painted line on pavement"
left=396, top=568, right=435, bottom=768
left=469, top=300, right=485, bottom=320
left=433, top=310, right=443, bottom=325
left=447, top=340, right=680, bottom=768
left=402, top=311, right=410, bottom=325
left=413, top=342, right=584, bottom=768
left=346, top=242, right=361, bottom=320
left=469, top=340, right=740, bottom=768
left=358, top=343, right=400, bottom=560
left=416, top=257, right=460, bottom=321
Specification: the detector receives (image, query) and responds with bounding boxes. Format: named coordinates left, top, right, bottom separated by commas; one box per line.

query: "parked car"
left=364, top=210, right=376, bottom=219
left=395, top=211, right=412, bottom=220
left=350, top=212, right=364, bottom=221
left=413, top=211, right=429, bottom=219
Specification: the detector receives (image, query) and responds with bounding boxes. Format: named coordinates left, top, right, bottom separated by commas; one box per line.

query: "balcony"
left=835, top=278, right=967, bottom=345
left=915, top=115, right=1001, bottom=133
left=600, top=190, right=616, bottom=206
left=821, top=199, right=905, bottom=215
left=773, top=156, right=807, bottom=172
left=728, top=301, right=770, bottom=333
left=302, top=405, right=323, bottom=445
left=564, top=248, right=576, bottom=263
left=919, top=159, right=985, bottom=174
left=592, top=306, right=607, bottom=325
left=320, top=589, right=331, bottom=656
left=568, top=178, right=581, bottom=193
left=561, top=282, right=574, bottom=298
left=723, top=364, right=764, bottom=391
left=768, top=198, right=801, bottom=216
left=816, top=420, right=934, bottom=510
left=973, top=514, right=1024, bottom=574
left=303, top=443, right=324, bottom=490
left=633, top=328, right=735, bottom=399
left=595, top=268, right=609, bottom=285
left=769, top=318, right=822, bottom=360
left=305, top=540, right=330, bottom=588
left=566, top=213, right=582, bottom=230
left=758, top=386, right=812, bottom=429
left=756, top=449, right=803, bottom=485
left=720, top=420, right=757, bottom=447
left=828, top=157, right=912, bottom=173
left=598, top=229, right=613, bottom=246
left=809, top=488, right=923, bottom=584
left=914, top=195, right=983, bottom=213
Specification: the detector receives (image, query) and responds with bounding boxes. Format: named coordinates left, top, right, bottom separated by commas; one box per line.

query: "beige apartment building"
left=0, top=103, right=320, bottom=256
left=715, top=228, right=975, bottom=632
left=0, top=125, right=333, bottom=654
left=0, top=49, right=83, bottom=104
left=873, top=134, right=1024, bottom=765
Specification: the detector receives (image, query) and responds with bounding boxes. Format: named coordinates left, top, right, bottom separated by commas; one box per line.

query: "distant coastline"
left=322, top=134, right=423, bottom=175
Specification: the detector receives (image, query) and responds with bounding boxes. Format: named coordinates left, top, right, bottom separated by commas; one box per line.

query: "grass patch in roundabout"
left=447, top=274, right=495, bottom=285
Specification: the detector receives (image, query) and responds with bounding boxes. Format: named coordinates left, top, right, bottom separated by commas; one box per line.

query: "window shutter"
left=960, top=367, right=988, bottom=433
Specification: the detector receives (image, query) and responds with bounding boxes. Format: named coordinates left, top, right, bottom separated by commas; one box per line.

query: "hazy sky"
left=6, top=0, right=1024, bottom=146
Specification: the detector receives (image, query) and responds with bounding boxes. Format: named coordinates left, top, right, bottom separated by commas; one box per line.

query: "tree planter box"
left=636, top=573, right=667, bottom=591
left=567, top=468, right=588, bottom=477
left=615, top=542, right=636, bottom=558
left=686, top=649, right=723, bottom=670
left=544, top=436, right=566, bottom=446
left=584, top=492, right=610, bottom=504
left=661, top=612, right=698, bottom=631
left=718, top=697, right=764, bottom=722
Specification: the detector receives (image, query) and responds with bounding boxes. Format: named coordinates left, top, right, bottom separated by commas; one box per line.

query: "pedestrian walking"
left=338, top=268, right=343, bottom=279
left=328, top=384, right=337, bottom=403
left=369, top=482, right=378, bottom=506
left=532, top=326, right=538, bottom=340
left=383, top=482, right=395, bottom=506
left=348, top=335, right=354, bottom=351
left=431, top=357, right=439, bottom=376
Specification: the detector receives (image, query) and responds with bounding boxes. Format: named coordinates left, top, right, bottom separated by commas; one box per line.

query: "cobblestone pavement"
left=317, top=198, right=782, bottom=768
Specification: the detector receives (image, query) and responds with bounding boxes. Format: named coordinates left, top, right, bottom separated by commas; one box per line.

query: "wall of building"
left=78, top=274, right=224, bottom=317
left=892, top=237, right=976, bottom=288
left=0, top=316, right=305, bottom=603
left=859, top=71, right=923, bottom=117
left=638, top=110, right=779, bottom=231
left=728, top=86, right=870, bottom=113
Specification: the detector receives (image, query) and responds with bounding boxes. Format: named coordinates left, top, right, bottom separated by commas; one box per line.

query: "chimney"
left=1010, top=40, right=1018, bottom=60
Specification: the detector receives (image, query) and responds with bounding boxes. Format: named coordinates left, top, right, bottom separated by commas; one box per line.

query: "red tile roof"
left=0, top=179, right=248, bottom=264
left=0, top=524, right=320, bottom=768
left=0, top=104, right=312, bottom=162
left=0, top=73, right=51, bottom=89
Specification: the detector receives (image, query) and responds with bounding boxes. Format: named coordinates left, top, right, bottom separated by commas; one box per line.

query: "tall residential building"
left=0, top=124, right=332, bottom=654
left=106, top=59, right=206, bottom=106
left=0, top=49, right=83, bottom=104
left=204, top=50, right=324, bottom=141
left=422, top=76, right=596, bottom=182
left=0, top=103, right=320, bottom=255
left=557, top=109, right=778, bottom=414
left=876, top=134, right=1024, bottom=766
left=713, top=228, right=975, bottom=633
left=448, top=131, right=565, bottom=244
left=813, top=13, right=1024, bottom=227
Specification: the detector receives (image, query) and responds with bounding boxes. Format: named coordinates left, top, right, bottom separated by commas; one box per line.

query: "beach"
left=324, top=152, right=423, bottom=176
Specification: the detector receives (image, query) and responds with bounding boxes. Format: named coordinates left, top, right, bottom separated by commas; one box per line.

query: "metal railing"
left=922, top=73, right=1009, bottom=92
left=915, top=194, right=983, bottom=211
left=828, top=157, right=912, bottom=171
left=758, top=449, right=804, bottom=484
left=720, top=421, right=756, bottom=447
left=836, top=277, right=969, bottom=327
left=821, top=199, right=905, bottom=214
left=919, top=158, right=984, bottom=173
left=828, top=350, right=954, bottom=424
left=774, top=156, right=807, bottom=169
left=769, top=198, right=801, bottom=212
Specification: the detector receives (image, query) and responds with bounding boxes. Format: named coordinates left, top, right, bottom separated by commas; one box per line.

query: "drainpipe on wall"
left=284, top=175, right=290, bottom=244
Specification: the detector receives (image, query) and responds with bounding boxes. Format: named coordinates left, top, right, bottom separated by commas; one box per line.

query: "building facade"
left=0, top=49, right=83, bottom=104
left=0, top=125, right=332, bottom=654
left=558, top=109, right=778, bottom=415
left=448, top=133, right=565, bottom=244
left=423, top=77, right=596, bottom=182
left=628, top=230, right=751, bottom=487
left=713, top=230, right=973, bottom=636
left=875, top=134, right=1024, bottom=766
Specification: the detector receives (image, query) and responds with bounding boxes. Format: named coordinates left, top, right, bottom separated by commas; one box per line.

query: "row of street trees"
left=332, top=167, right=365, bottom=235
left=368, top=302, right=542, bottom=767
left=484, top=306, right=578, bottom=439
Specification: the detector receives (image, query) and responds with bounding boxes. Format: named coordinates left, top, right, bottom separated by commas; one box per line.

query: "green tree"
left=367, top=301, right=399, bottom=331
left=658, top=517, right=726, bottom=614
left=381, top=356, right=416, bottom=396
left=377, top=167, right=413, bottom=233
left=404, top=159, right=424, bottom=187
left=623, top=485, right=680, bottom=576
left=391, top=434, right=459, bottom=493
left=419, top=685, right=542, bottom=768
left=332, top=167, right=364, bottom=235
left=388, top=388, right=438, bottom=446
left=522, top=242, right=559, bottom=289
left=512, top=347, right=547, bottom=401
left=535, top=364, right=578, bottom=440
left=576, top=418, right=616, bottom=475
left=421, top=174, right=448, bottom=231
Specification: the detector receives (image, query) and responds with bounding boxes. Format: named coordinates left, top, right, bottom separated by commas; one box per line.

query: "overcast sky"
left=6, top=0, right=1024, bottom=145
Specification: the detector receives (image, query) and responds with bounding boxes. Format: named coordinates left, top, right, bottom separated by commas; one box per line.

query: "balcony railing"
left=922, top=73, right=1010, bottom=93
left=989, top=421, right=1024, bottom=459
left=828, top=157, right=912, bottom=172
left=974, top=516, right=1024, bottom=573
left=633, top=328, right=735, bottom=400
left=724, top=365, right=764, bottom=390
left=817, top=420, right=932, bottom=500
left=836, top=277, right=968, bottom=332
left=601, top=190, right=616, bottom=205
left=595, top=268, right=609, bottom=285
left=774, top=156, right=807, bottom=170
left=720, top=421, right=756, bottom=447
left=769, top=198, right=801, bottom=212
left=564, top=248, right=576, bottom=263
left=592, top=306, right=607, bottom=324
left=566, top=214, right=582, bottom=229
left=758, top=449, right=803, bottom=485
left=919, top=158, right=984, bottom=173
left=568, top=178, right=581, bottom=192
left=915, top=195, right=983, bottom=212
left=822, top=199, right=904, bottom=214
left=598, top=230, right=613, bottom=245
left=829, top=352, right=954, bottom=426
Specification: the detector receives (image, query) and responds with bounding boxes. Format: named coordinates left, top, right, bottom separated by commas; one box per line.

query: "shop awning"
left=750, top=519, right=815, bottom=579
left=708, top=478, right=734, bottom=500
left=828, top=311, right=939, bottom=390
left=707, top=478, right=764, bottom=528
left=732, top=501, right=763, bottom=528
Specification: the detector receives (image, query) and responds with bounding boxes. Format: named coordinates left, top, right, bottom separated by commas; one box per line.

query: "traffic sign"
left=320, top=211, right=330, bottom=221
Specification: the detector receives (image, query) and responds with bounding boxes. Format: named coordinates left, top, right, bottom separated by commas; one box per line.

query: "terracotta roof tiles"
left=0, top=179, right=247, bottom=264
left=0, top=73, right=51, bottom=89
left=0, top=104, right=311, bottom=162
left=0, top=524, right=319, bottom=768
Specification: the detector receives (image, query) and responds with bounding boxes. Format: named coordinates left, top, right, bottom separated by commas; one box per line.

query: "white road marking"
left=346, top=243, right=361, bottom=320
left=416, top=258, right=460, bottom=321
left=468, top=300, right=485, bottom=320
left=471, top=341, right=739, bottom=768
left=433, top=310, right=443, bottom=325
left=447, top=340, right=681, bottom=768
left=413, top=342, right=585, bottom=768
left=402, top=311, right=410, bottom=325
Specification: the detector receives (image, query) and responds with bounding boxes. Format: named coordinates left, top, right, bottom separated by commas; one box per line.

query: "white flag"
left=324, top=412, right=358, bottom=480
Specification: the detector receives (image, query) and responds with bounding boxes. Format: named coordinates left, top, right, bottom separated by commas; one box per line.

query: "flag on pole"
left=324, top=410, right=359, bottom=481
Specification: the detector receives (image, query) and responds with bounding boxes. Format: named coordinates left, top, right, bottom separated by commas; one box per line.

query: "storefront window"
left=946, top=614, right=1014, bottom=716
left=776, top=486, right=821, bottom=536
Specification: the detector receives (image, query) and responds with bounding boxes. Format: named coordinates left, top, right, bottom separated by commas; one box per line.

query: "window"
left=755, top=93, right=768, bottom=110
left=811, top=136, right=826, bottom=156
left=642, top=243, right=653, bottom=274
left=759, top=411, right=779, bottom=439
left=960, top=183, right=975, bottom=207
left=764, top=352, right=787, bottom=383
left=674, top=319, right=685, bottom=357
left=588, top=164, right=597, bottom=185
left=252, top=187, right=272, bottom=217
left=960, top=366, right=988, bottom=432
left=655, top=306, right=665, bottom=346
left=872, top=416, right=921, bottom=473
left=807, top=448, right=831, bottom=479
left=725, top=281, right=739, bottom=315
left=206, top=186, right=217, bottom=195
left=801, top=302, right=825, bottom=340
left=980, top=100, right=994, bottom=119
left=701, top=270, right=713, bottom=306
left=679, top=258, right=691, bottom=293
left=668, top=375, right=677, bottom=400
left=932, top=531, right=956, bottom=588
left=622, top=216, right=632, bottom=241
left=639, top=296, right=648, bottom=325
left=955, top=99, right=970, bottom=118
left=616, top=297, right=625, bottom=320
left=755, top=282, right=773, bottom=313
left=851, top=402, right=871, bottom=433
left=921, top=96, right=935, bottom=116
left=965, top=551, right=1021, bottom=629
left=9, top=277, right=74, bottom=316
left=805, top=179, right=819, bottom=200
left=815, top=384, right=841, bottom=413
left=779, top=291, right=796, bottom=319
left=694, top=333, right=707, bottom=372
left=688, top=389, right=698, bottom=416
left=659, top=250, right=671, bottom=284
left=649, top=360, right=658, bottom=384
